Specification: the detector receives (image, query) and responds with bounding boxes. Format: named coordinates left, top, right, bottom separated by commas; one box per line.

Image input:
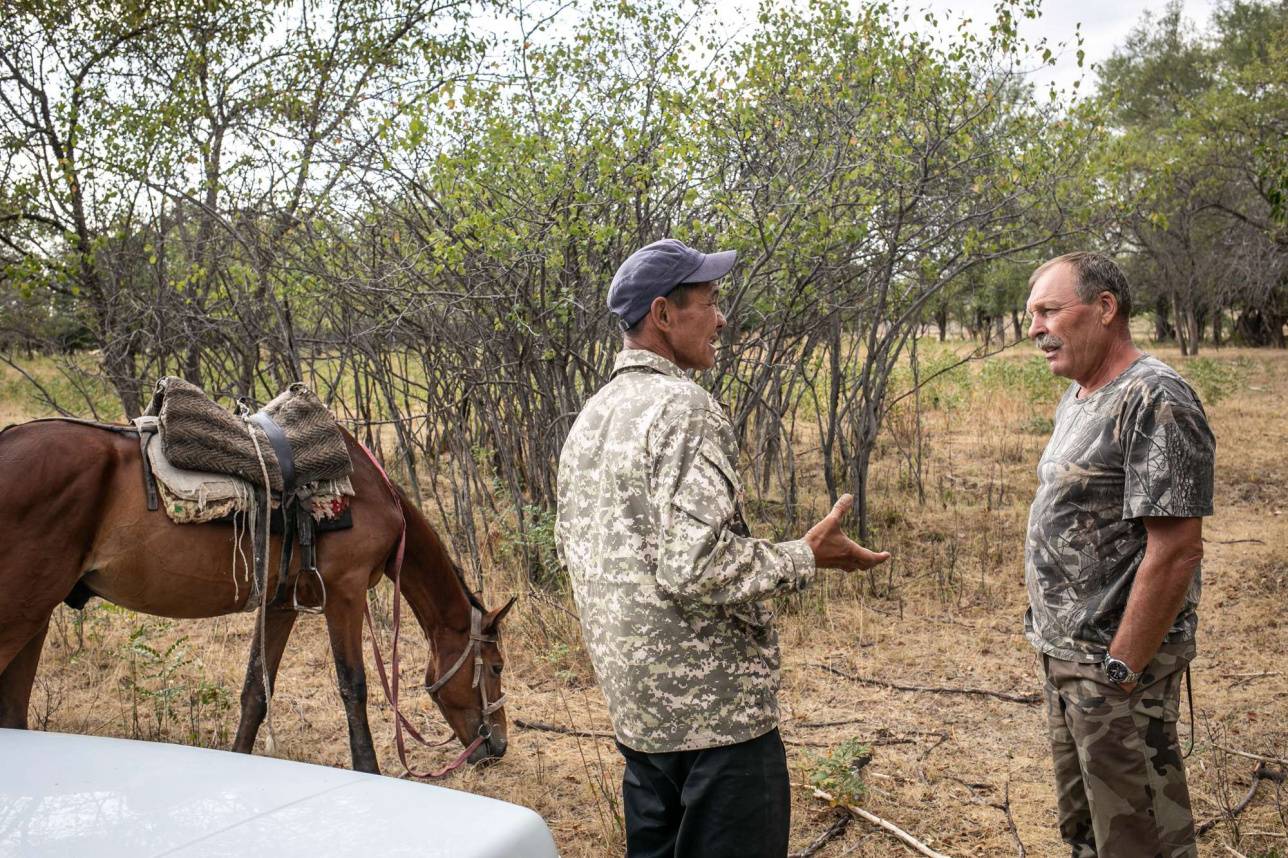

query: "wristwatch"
left=1102, top=654, right=1141, bottom=685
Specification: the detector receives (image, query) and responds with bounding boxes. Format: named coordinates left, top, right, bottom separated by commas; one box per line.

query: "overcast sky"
left=921, top=0, right=1218, bottom=95
left=697, top=0, right=1219, bottom=98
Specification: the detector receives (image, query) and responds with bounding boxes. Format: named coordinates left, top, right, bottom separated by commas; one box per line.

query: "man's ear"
left=1099, top=291, right=1119, bottom=326
left=648, top=294, right=671, bottom=330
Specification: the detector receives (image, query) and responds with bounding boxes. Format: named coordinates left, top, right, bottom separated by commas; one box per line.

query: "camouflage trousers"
left=1041, top=648, right=1197, bottom=858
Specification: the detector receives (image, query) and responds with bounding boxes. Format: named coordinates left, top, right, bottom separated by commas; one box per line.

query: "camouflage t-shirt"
left=1024, top=354, right=1216, bottom=663
left=555, top=349, right=816, bottom=753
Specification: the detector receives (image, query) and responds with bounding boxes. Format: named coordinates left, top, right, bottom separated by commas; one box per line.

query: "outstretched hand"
left=803, top=494, right=891, bottom=571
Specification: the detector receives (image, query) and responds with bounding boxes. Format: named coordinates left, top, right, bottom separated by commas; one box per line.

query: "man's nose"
left=716, top=310, right=727, bottom=331
left=1027, top=314, right=1043, bottom=340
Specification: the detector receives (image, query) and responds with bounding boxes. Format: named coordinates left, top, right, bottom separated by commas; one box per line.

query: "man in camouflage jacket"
left=1024, top=252, right=1215, bottom=858
left=556, top=238, right=890, bottom=858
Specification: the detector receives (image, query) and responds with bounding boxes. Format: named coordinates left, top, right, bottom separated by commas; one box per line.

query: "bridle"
left=426, top=605, right=507, bottom=741
left=357, top=440, right=507, bottom=778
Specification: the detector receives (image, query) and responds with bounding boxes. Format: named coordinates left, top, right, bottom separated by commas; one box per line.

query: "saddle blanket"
left=144, top=377, right=352, bottom=492
left=135, top=415, right=353, bottom=525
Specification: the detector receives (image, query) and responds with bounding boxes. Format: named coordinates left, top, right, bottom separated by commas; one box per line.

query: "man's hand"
left=803, top=494, right=891, bottom=571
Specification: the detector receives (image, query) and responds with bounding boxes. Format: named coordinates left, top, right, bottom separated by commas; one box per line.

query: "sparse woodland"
left=1, top=0, right=1285, bottom=855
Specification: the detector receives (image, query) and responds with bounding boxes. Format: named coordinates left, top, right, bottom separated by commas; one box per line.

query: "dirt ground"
left=11, top=344, right=1288, bottom=857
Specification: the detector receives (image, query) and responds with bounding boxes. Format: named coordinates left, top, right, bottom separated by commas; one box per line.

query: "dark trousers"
left=616, top=727, right=790, bottom=858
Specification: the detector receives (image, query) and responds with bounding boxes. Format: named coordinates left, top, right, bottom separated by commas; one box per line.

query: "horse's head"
left=427, top=595, right=517, bottom=763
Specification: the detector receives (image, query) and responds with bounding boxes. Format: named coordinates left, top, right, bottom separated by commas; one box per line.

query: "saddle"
left=135, top=377, right=356, bottom=613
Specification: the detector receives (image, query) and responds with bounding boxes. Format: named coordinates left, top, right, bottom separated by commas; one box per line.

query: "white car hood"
left=0, top=729, right=557, bottom=857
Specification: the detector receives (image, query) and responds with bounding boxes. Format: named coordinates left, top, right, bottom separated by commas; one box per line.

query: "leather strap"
left=357, top=440, right=482, bottom=778
left=248, top=411, right=296, bottom=498
left=272, top=501, right=298, bottom=607
left=137, top=428, right=160, bottom=512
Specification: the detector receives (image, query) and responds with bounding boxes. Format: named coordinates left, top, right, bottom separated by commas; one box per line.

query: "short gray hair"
left=1030, top=251, right=1132, bottom=321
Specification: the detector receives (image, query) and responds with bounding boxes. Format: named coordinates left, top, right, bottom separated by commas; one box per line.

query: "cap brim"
left=682, top=249, right=736, bottom=284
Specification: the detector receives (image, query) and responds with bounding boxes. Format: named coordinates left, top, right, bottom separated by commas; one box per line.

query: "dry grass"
left=12, top=344, right=1288, bottom=857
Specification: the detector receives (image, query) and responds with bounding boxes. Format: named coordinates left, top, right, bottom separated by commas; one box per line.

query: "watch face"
left=1106, top=660, right=1128, bottom=683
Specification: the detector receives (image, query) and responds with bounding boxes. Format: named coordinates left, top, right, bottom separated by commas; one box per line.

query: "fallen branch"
left=514, top=718, right=614, bottom=739
left=808, top=786, right=952, bottom=858
left=1215, top=746, right=1288, bottom=767
left=814, top=663, right=1040, bottom=705
left=789, top=810, right=850, bottom=858
left=1197, top=763, right=1287, bottom=835
left=1229, top=671, right=1283, bottom=689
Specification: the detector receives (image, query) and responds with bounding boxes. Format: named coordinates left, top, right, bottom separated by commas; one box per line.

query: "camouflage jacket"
left=1025, top=355, right=1215, bottom=663
left=555, top=349, right=816, bottom=753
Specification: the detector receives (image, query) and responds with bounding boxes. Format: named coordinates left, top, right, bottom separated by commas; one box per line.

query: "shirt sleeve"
left=650, top=406, right=817, bottom=605
left=1121, top=383, right=1216, bottom=520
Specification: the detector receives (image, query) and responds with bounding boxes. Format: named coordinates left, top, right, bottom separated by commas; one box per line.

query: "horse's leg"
left=231, top=606, right=299, bottom=754
left=0, top=619, right=50, bottom=728
left=324, top=591, right=379, bottom=774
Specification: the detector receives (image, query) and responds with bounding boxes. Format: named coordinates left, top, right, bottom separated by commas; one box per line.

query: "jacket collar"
left=612, top=348, right=688, bottom=380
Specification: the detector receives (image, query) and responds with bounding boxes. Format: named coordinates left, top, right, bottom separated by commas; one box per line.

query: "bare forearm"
left=1110, top=552, right=1200, bottom=672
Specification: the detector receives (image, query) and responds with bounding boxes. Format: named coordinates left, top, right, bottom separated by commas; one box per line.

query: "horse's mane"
left=452, top=562, right=487, bottom=613
left=388, top=471, right=488, bottom=613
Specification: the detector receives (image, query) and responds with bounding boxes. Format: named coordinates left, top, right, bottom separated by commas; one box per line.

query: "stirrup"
left=294, top=566, right=326, bottom=614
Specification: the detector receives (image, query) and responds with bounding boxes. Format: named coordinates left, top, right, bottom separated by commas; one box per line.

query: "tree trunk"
left=1154, top=296, right=1175, bottom=342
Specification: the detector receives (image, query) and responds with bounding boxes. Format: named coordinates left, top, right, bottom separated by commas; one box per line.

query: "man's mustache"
left=1036, top=334, right=1063, bottom=350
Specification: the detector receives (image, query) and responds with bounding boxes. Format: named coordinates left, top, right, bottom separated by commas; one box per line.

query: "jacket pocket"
left=671, top=438, right=740, bottom=529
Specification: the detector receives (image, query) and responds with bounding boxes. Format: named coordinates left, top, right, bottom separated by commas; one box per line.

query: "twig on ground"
left=1229, top=671, right=1282, bottom=688
left=1215, top=746, right=1288, bottom=767
left=789, top=810, right=850, bottom=858
left=793, top=717, right=864, bottom=728
left=941, top=775, right=995, bottom=796
left=814, top=663, right=1040, bottom=705
left=1207, top=538, right=1266, bottom=545
left=860, top=601, right=979, bottom=629
left=791, top=719, right=951, bottom=736
left=1197, top=763, right=1287, bottom=835
left=917, top=732, right=951, bottom=784
left=806, top=786, right=953, bottom=858
left=514, top=718, right=614, bottom=739
left=989, top=777, right=1027, bottom=858
left=783, top=737, right=838, bottom=748
left=919, top=732, right=950, bottom=762
left=1222, top=845, right=1250, bottom=858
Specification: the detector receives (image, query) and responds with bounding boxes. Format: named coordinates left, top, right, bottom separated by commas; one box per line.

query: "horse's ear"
left=483, top=595, right=518, bottom=632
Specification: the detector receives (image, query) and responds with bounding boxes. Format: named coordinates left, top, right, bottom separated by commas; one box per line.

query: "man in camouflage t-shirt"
left=556, top=238, right=890, bottom=858
left=1024, top=252, right=1215, bottom=858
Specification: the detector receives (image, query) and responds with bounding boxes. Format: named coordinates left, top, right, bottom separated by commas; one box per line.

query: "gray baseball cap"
left=607, top=238, right=736, bottom=330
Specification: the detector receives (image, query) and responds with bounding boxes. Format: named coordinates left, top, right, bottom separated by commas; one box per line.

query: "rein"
left=356, top=441, right=500, bottom=778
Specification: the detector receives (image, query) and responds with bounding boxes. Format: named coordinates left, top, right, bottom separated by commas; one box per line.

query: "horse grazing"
left=0, top=418, right=513, bottom=773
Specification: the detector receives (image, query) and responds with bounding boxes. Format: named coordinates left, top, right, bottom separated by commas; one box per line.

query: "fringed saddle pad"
left=135, top=415, right=354, bottom=525
left=143, top=377, right=352, bottom=492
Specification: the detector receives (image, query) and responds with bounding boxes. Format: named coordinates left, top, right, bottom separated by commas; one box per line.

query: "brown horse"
left=0, top=418, right=513, bottom=773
